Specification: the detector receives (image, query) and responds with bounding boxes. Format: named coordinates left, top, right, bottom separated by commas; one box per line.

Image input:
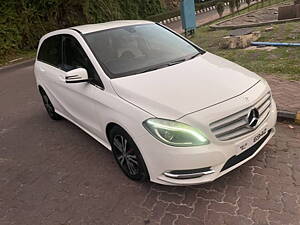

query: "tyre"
left=109, top=126, right=149, bottom=181
left=40, top=90, right=62, bottom=120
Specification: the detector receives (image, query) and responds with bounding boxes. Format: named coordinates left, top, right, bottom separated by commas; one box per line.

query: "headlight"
left=143, top=118, right=209, bottom=147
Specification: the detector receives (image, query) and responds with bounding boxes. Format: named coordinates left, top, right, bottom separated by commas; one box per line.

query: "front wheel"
left=109, top=126, right=149, bottom=181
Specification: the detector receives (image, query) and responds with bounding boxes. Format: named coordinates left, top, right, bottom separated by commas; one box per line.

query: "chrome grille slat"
left=257, top=98, right=270, bottom=111
left=210, top=92, right=271, bottom=141
left=215, top=120, right=249, bottom=137
left=215, top=121, right=247, bottom=138
left=219, top=110, right=270, bottom=141
left=258, top=107, right=270, bottom=123
left=211, top=114, right=247, bottom=131
left=259, top=102, right=271, bottom=116
left=210, top=108, right=249, bottom=129
left=256, top=93, right=270, bottom=109
left=218, top=128, right=252, bottom=141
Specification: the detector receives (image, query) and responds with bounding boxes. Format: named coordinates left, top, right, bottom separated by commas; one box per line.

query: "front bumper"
left=135, top=98, right=277, bottom=186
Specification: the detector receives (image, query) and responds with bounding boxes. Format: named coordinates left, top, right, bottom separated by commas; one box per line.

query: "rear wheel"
left=40, top=90, right=62, bottom=120
left=109, top=126, right=149, bottom=181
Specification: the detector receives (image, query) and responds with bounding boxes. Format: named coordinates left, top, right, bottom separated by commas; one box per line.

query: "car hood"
left=110, top=52, right=261, bottom=120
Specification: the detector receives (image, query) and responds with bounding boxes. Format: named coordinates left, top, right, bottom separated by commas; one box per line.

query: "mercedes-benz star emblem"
left=247, top=108, right=259, bottom=128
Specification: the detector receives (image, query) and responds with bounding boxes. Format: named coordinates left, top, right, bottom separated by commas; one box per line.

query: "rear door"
left=35, top=35, right=67, bottom=115
left=36, top=33, right=104, bottom=135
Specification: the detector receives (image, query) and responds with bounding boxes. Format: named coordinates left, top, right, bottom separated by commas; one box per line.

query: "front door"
left=54, top=34, right=103, bottom=135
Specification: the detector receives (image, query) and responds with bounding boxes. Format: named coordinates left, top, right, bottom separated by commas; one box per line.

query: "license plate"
left=236, top=127, right=268, bottom=155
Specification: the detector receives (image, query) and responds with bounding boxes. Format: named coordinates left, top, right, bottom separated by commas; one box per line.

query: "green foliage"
left=235, top=0, right=241, bottom=11
left=229, top=0, right=236, bottom=13
left=195, top=0, right=218, bottom=10
left=0, top=1, right=21, bottom=56
left=147, top=9, right=180, bottom=22
left=147, top=0, right=229, bottom=22
left=216, top=2, right=225, bottom=17
left=0, top=0, right=163, bottom=59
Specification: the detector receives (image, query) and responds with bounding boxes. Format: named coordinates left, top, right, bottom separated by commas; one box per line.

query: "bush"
left=246, top=0, right=251, bottom=7
left=147, top=9, right=180, bottom=22
left=195, top=1, right=216, bottom=10
left=216, top=2, right=225, bottom=17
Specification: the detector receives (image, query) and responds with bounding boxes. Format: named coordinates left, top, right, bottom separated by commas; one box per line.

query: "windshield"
left=84, top=23, right=205, bottom=79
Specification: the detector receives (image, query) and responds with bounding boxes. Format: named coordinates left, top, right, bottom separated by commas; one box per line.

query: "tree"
left=216, top=2, right=225, bottom=17
left=246, top=0, right=251, bottom=7
left=229, top=0, right=235, bottom=14
left=0, top=0, right=164, bottom=60
left=235, top=0, right=241, bottom=12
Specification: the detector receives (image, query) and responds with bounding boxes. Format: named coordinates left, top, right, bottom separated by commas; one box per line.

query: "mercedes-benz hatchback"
left=34, top=20, right=277, bottom=185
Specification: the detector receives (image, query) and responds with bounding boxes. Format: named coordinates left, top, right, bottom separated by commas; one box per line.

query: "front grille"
left=210, top=92, right=271, bottom=141
left=221, top=129, right=271, bottom=172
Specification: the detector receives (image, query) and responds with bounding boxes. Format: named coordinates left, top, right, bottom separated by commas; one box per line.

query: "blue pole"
left=251, top=42, right=300, bottom=47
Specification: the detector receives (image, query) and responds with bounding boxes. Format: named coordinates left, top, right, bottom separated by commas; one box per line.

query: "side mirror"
left=65, top=68, right=89, bottom=83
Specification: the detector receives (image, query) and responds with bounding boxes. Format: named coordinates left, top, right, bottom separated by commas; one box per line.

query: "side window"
left=38, top=35, right=62, bottom=67
left=62, top=35, right=103, bottom=87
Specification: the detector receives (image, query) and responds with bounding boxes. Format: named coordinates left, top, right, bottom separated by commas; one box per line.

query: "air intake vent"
left=221, top=129, right=271, bottom=171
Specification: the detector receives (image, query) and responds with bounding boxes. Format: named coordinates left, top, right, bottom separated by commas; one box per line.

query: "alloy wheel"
left=113, top=135, right=139, bottom=176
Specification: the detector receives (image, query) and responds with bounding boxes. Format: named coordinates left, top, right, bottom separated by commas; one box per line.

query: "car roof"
left=71, top=20, right=154, bottom=34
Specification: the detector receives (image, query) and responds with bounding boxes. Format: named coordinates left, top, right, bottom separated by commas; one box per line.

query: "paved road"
left=1, top=65, right=300, bottom=225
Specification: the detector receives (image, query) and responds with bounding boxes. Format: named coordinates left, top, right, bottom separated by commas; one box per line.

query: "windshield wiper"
left=139, top=58, right=187, bottom=74
left=167, top=58, right=187, bottom=66
left=188, top=52, right=202, bottom=60
left=139, top=64, right=170, bottom=73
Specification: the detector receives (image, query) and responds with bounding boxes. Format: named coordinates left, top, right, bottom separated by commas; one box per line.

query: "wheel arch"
left=38, top=85, right=45, bottom=94
left=106, top=122, right=123, bottom=143
left=106, top=121, right=150, bottom=181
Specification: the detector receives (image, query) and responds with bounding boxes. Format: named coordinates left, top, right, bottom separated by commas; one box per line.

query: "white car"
left=34, top=20, right=277, bottom=185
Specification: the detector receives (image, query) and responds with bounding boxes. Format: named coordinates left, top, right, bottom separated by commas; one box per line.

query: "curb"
left=0, top=58, right=35, bottom=73
left=277, top=110, right=300, bottom=124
